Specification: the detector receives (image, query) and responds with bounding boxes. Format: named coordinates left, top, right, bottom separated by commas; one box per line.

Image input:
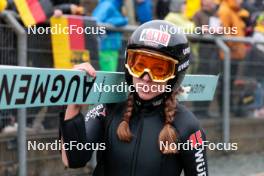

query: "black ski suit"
left=60, top=101, right=208, bottom=176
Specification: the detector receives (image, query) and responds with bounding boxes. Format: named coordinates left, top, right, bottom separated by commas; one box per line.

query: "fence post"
left=2, top=10, right=27, bottom=176
left=124, top=0, right=136, bottom=25
left=215, top=38, right=231, bottom=144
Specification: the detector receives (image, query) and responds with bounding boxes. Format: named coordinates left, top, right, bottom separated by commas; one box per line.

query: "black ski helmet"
left=125, top=20, right=191, bottom=92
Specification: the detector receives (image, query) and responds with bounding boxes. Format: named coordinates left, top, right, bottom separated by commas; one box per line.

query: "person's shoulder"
left=173, top=103, right=202, bottom=141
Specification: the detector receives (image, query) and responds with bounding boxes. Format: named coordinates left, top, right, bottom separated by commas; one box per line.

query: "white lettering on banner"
left=0, top=74, right=95, bottom=106
left=139, top=29, right=171, bottom=46
left=178, top=60, right=190, bottom=72
left=195, top=149, right=207, bottom=176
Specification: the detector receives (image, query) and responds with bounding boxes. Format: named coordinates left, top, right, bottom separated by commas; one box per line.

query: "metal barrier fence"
left=0, top=18, right=17, bottom=133
left=0, top=11, right=28, bottom=176
left=0, top=10, right=264, bottom=176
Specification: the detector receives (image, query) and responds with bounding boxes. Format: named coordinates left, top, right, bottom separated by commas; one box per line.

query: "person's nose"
left=141, top=73, right=152, bottom=82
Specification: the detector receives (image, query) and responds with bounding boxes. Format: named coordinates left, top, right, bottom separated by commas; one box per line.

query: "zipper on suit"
left=130, top=115, right=144, bottom=176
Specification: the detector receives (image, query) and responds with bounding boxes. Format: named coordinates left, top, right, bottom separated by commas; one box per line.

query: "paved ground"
left=208, top=152, right=264, bottom=176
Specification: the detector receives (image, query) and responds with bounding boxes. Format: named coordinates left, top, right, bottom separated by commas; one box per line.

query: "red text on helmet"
left=139, top=29, right=171, bottom=47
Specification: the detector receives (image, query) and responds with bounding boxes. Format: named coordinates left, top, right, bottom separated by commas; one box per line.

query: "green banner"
left=0, top=66, right=218, bottom=110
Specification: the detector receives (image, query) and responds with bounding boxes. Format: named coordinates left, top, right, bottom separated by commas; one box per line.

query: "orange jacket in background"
left=217, top=0, right=249, bottom=60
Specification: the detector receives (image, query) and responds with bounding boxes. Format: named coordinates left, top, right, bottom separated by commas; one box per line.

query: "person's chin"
left=137, top=91, right=155, bottom=101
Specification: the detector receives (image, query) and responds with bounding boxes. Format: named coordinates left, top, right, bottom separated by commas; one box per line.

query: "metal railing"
left=0, top=10, right=27, bottom=176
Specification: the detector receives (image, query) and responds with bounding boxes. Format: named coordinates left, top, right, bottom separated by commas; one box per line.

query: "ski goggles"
left=125, top=49, right=178, bottom=82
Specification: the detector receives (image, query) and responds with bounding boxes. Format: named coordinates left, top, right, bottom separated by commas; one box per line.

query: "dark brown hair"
left=116, top=93, right=134, bottom=142
left=116, top=89, right=182, bottom=154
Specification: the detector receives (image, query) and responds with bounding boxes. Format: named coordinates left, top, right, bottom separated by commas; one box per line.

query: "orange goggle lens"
left=125, top=49, right=178, bottom=82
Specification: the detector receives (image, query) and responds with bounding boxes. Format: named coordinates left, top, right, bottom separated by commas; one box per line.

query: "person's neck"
left=133, top=93, right=166, bottom=113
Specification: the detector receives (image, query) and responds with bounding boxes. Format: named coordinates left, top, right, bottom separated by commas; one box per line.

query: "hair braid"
left=116, top=93, right=134, bottom=142
left=159, top=89, right=183, bottom=154
left=117, top=88, right=183, bottom=154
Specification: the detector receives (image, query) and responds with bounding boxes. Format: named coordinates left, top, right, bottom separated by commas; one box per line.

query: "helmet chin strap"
left=133, top=91, right=168, bottom=109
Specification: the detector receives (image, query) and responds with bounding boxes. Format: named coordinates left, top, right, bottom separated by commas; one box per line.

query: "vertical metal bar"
left=17, top=111, right=27, bottom=176
left=124, top=0, right=136, bottom=25
left=2, top=10, right=27, bottom=176
left=215, top=39, right=231, bottom=144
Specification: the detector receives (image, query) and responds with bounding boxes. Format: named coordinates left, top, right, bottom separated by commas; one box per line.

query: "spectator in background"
left=0, top=0, right=7, bottom=12
left=3, top=0, right=84, bottom=17
left=92, top=0, right=152, bottom=25
left=235, top=12, right=264, bottom=117
left=51, top=0, right=84, bottom=17
left=193, top=0, right=219, bottom=29
left=255, top=0, right=264, bottom=10
left=192, top=0, right=220, bottom=118
left=135, top=0, right=153, bottom=23
left=156, top=0, right=171, bottom=19
left=217, top=0, right=250, bottom=115
left=242, top=0, right=259, bottom=14
left=164, top=0, right=195, bottom=33
left=218, top=0, right=249, bottom=60
left=2, top=0, right=17, bottom=12
left=242, top=0, right=264, bottom=36
left=0, top=113, right=17, bottom=133
left=253, top=12, right=264, bottom=44
left=92, top=0, right=128, bottom=26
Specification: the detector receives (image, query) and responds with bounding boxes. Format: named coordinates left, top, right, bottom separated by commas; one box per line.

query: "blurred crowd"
left=160, top=0, right=264, bottom=119
left=1, top=0, right=264, bottom=133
